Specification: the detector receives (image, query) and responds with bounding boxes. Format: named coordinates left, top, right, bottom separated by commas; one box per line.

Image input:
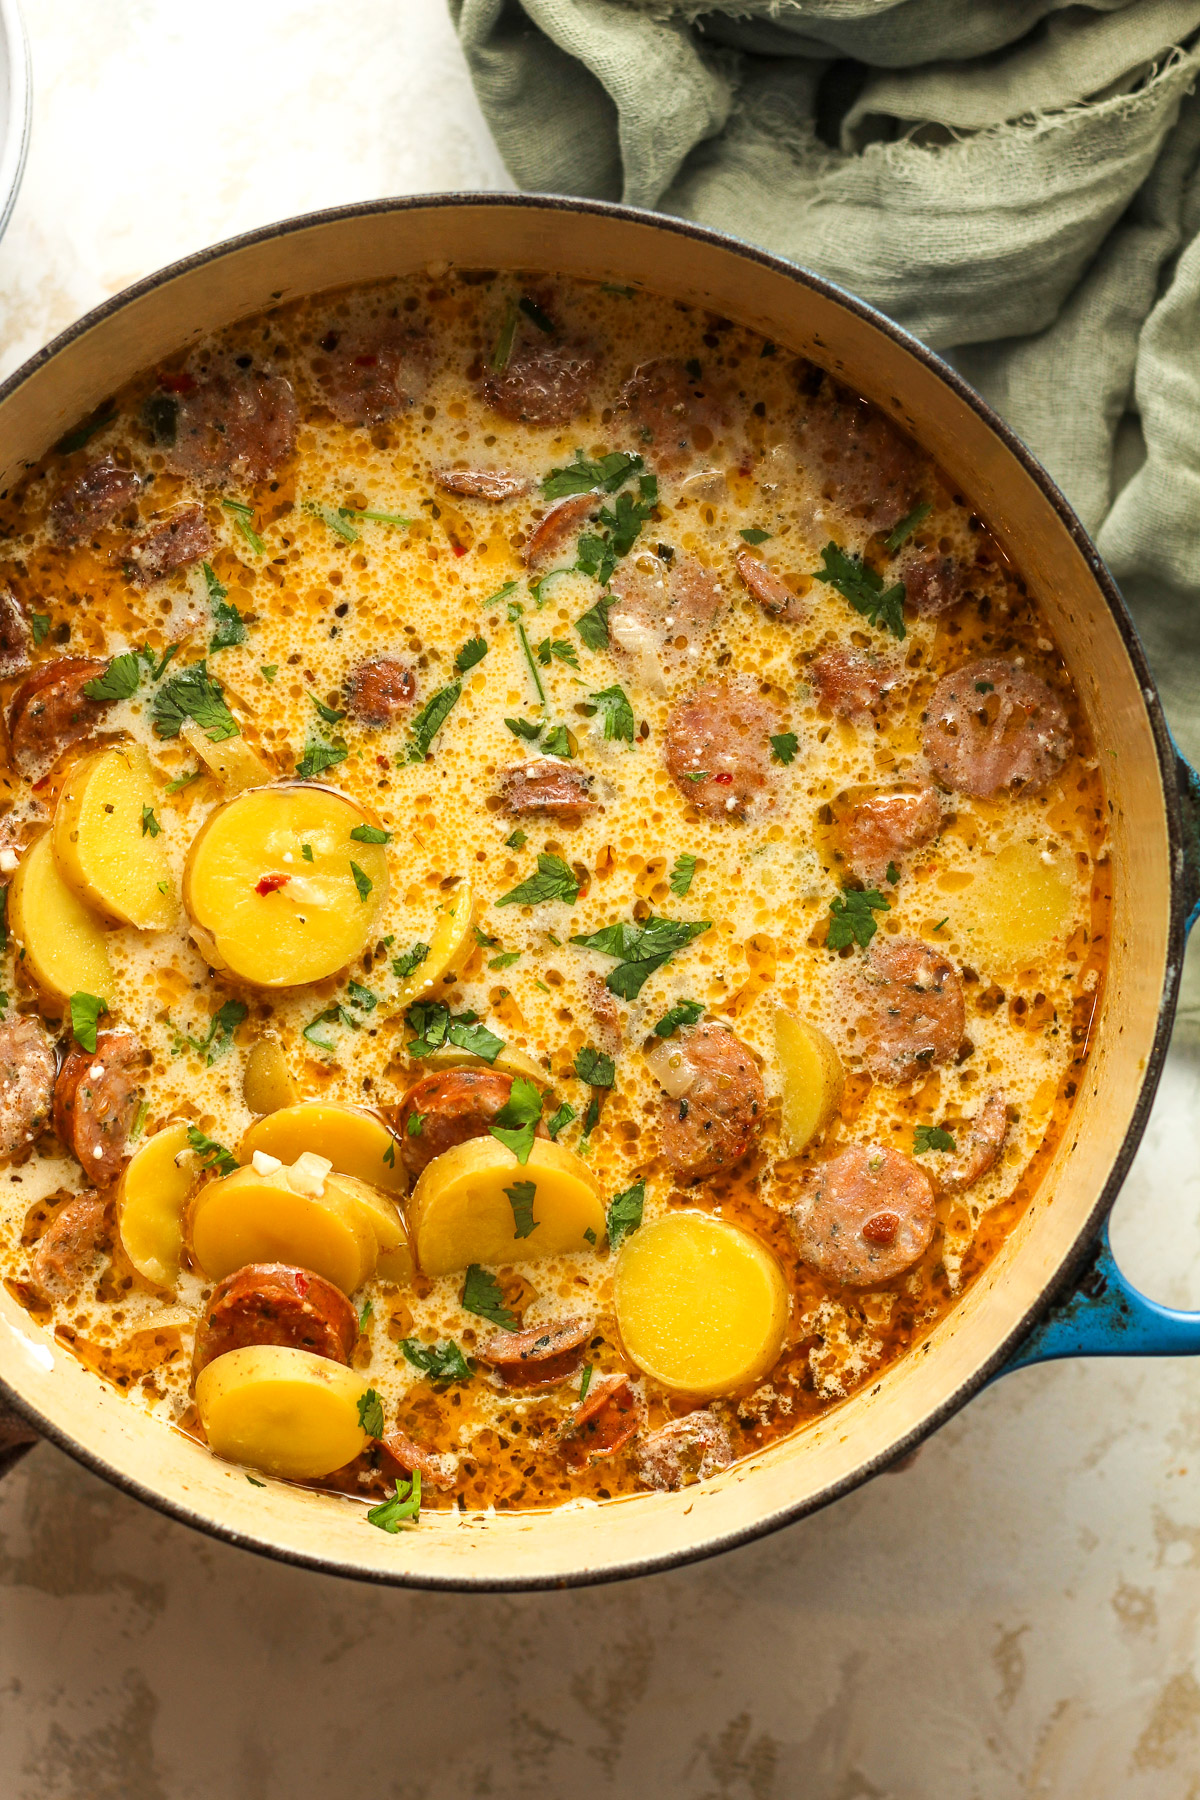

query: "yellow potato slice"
left=410, top=1137, right=605, bottom=1278
left=189, top=1160, right=379, bottom=1292
left=52, top=744, right=173, bottom=930
left=954, top=840, right=1077, bottom=972
left=241, top=1101, right=405, bottom=1196
left=242, top=1035, right=298, bottom=1114
left=394, top=880, right=475, bottom=1009
left=8, top=832, right=113, bottom=1004
left=180, top=719, right=273, bottom=795
left=614, top=1212, right=788, bottom=1397
left=774, top=1010, right=844, bottom=1156
left=182, top=784, right=388, bottom=986
left=337, top=1173, right=416, bottom=1284
left=195, top=1344, right=369, bottom=1479
left=421, top=1040, right=545, bottom=1082
left=116, top=1119, right=196, bottom=1288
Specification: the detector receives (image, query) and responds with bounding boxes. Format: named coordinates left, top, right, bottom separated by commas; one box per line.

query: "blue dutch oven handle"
left=1001, top=744, right=1200, bottom=1374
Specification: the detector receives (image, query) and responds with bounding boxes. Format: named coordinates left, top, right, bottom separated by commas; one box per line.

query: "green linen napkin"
left=453, top=0, right=1200, bottom=1030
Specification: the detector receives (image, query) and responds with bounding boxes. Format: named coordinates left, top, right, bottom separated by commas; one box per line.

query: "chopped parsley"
left=401, top=1339, right=472, bottom=1384
left=535, top=636, right=580, bottom=670
left=575, top=476, right=658, bottom=588
left=303, top=498, right=360, bottom=543
left=588, top=684, right=635, bottom=744
left=140, top=805, right=161, bottom=838
left=607, top=1180, right=645, bottom=1249
left=827, top=887, right=890, bottom=950
left=505, top=829, right=527, bottom=850
left=309, top=691, right=346, bottom=726
left=177, top=998, right=249, bottom=1065
left=260, top=664, right=277, bottom=683
left=30, top=611, right=50, bottom=647
left=406, top=1111, right=424, bottom=1136
left=885, top=861, right=900, bottom=885
left=152, top=661, right=240, bottom=742
left=546, top=1101, right=576, bottom=1140
left=295, top=737, right=347, bottom=780
left=914, top=1123, right=957, bottom=1154
left=489, top=950, right=521, bottom=971
left=185, top=1124, right=238, bottom=1177
left=884, top=502, right=932, bottom=553
left=739, top=527, right=772, bottom=544
left=483, top=579, right=518, bottom=609
left=204, top=564, right=249, bottom=650
left=542, top=450, right=644, bottom=501
left=221, top=497, right=265, bottom=556
left=505, top=1178, right=539, bottom=1238
left=350, top=824, right=390, bottom=845
left=357, top=1388, right=386, bottom=1439
left=490, top=299, right=520, bottom=371
left=165, top=767, right=202, bottom=795
left=406, top=682, right=461, bottom=761
left=770, top=732, right=799, bottom=765
left=579, top=1363, right=594, bottom=1400
left=654, top=998, right=704, bottom=1037
left=392, top=941, right=430, bottom=983
left=82, top=652, right=142, bottom=702
left=496, top=853, right=580, bottom=908
left=669, top=852, right=698, bottom=898
left=358, top=1297, right=374, bottom=1330
left=813, top=542, right=906, bottom=640
left=489, top=1075, right=544, bottom=1164
left=570, top=915, right=711, bottom=1000
left=367, top=1470, right=421, bottom=1533
left=455, top=635, right=489, bottom=674
left=405, top=1000, right=504, bottom=1064
left=461, top=1263, right=518, bottom=1330
left=574, top=593, right=614, bottom=652
left=350, top=862, right=373, bottom=904
left=69, top=991, right=107, bottom=1053
left=574, top=1046, right=615, bottom=1088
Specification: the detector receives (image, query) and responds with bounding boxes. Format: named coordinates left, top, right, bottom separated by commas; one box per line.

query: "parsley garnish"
left=350, top=862, right=373, bottom=904
left=813, top=542, right=906, bottom=640
left=309, top=691, right=346, bottom=726
left=140, top=805, right=160, bottom=838
left=407, top=682, right=461, bottom=761
left=770, top=732, right=798, bottom=765
left=496, top=853, right=580, bottom=908
left=575, top=477, right=658, bottom=588
left=357, top=1388, right=385, bottom=1438
left=367, top=1469, right=421, bottom=1533
left=588, top=684, right=635, bottom=743
left=405, top=1000, right=504, bottom=1063
left=462, top=1264, right=518, bottom=1330
left=260, top=664, right=277, bottom=683
left=295, top=737, right=347, bottom=779
left=574, top=594, right=614, bottom=652
left=505, top=829, right=527, bottom=850
left=165, top=767, right=202, bottom=795
left=82, top=652, right=141, bottom=702
left=221, top=497, right=265, bottom=555
left=740, top=527, right=771, bottom=544
left=914, top=1123, right=957, bottom=1154
left=152, top=661, right=240, bottom=742
left=489, top=1075, right=544, bottom=1164
left=303, top=498, right=359, bottom=543
left=69, top=991, right=107, bottom=1053
left=406, top=1111, right=424, bottom=1136
left=546, top=1101, right=576, bottom=1140
left=483, top=579, right=518, bottom=609
left=654, top=998, right=704, bottom=1037
left=669, top=852, right=697, bottom=898
left=392, top=941, right=429, bottom=982
left=826, top=887, right=890, bottom=950
left=535, top=636, right=580, bottom=670
left=177, top=998, right=248, bottom=1065
left=488, top=950, right=521, bottom=971
left=455, top=636, right=489, bottom=674
left=885, top=502, right=932, bottom=553
left=350, top=824, right=390, bottom=845
left=607, top=1180, right=645, bottom=1249
left=401, top=1339, right=472, bottom=1384
left=574, top=1046, right=615, bottom=1088
left=30, top=612, right=50, bottom=647
left=542, top=450, right=644, bottom=501
left=203, top=563, right=249, bottom=651
left=505, top=1178, right=539, bottom=1238
left=185, top=1124, right=238, bottom=1177
left=570, top=915, right=711, bottom=1000
left=885, top=861, right=900, bottom=885
left=358, top=1297, right=373, bottom=1330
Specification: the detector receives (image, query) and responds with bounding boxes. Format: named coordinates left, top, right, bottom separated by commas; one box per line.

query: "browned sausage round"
left=847, top=937, right=965, bottom=1084
left=437, top=468, right=532, bottom=503
left=51, top=455, right=142, bottom=543
left=157, top=367, right=298, bottom=485
left=663, top=681, right=780, bottom=820
left=795, top=363, right=923, bottom=530
left=8, top=657, right=111, bottom=782
left=735, top=547, right=806, bottom=623
left=0, top=1015, right=57, bottom=1158
left=395, top=1068, right=546, bottom=1178
left=53, top=1032, right=144, bottom=1185
left=499, top=760, right=596, bottom=816
left=192, top=1263, right=359, bottom=1377
left=477, top=1316, right=590, bottom=1386
left=564, top=1373, right=642, bottom=1462
left=522, top=491, right=599, bottom=571
left=922, top=658, right=1073, bottom=798
left=787, top=1143, right=935, bottom=1285
left=125, top=504, right=215, bottom=586
left=481, top=339, right=595, bottom=427
left=619, top=358, right=724, bottom=469
left=0, top=590, right=31, bottom=680
left=810, top=647, right=896, bottom=719
left=29, top=1191, right=108, bottom=1298
left=381, top=1427, right=459, bottom=1490
left=345, top=656, right=416, bottom=727
left=313, top=321, right=430, bottom=425
left=636, top=1410, right=734, bottom=1490
left=937, top=1088, right=1008, bottom=1193
left=900, top=548, right=964, bottom=617
left=839, top=786, right=941, bottom=884
left=609, top=552, right=723, bottom=656
left=654, top=1022, right=765, bottom=1179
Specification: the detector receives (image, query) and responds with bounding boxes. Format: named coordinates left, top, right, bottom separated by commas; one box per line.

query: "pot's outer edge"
left=0, top=191, right=1188, bottom=1591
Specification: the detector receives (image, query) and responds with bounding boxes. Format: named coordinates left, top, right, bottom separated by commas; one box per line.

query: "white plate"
left=0, top=0, right=30, bottom=241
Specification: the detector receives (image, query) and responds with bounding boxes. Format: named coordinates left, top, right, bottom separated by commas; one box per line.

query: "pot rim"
left=0, top=190, right=1187, bottom=1591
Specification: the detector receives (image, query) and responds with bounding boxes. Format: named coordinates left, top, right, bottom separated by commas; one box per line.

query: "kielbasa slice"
left=937, top=1088, right=1008, bottom=1193
left=663, top=681, right=780, bottom=820
left=381, top=1428, right=458, bottom=1491
left=156, top=366, right=298, bottom=485
left=29, top=1191, right=109, bottom=1298
left=394, top=1068, right=546, bottom=1179
left=0, top=589, right=32, bottom=679
left=53, top=1032, right=145, bottom=1185
left=0, top=1015, right=57, bottom=1157
left=313, top=320, right=430, bottom=425
left=125, top=504, right=215, bottom=586
left=839, top=786, right=941, bottom=884
left=922, top=658, right=1073, bottom=798
left=192, top=1263, right=359, bottom=1377
left=636, top=1410, right=734, bottom=1491
left=794, top=364, right=923, bottom=530
left=564, top=1373, right=641, bottom=1461
left=51, top=455, right=142, bottom=543
left=345, top=656, right=416, bottom=727
left=900, top=549, right=964, bottom=618
left=735, top=548, right=806, bottom=623
left=478, top=1316, right=590, bottom=1387
left=847, top=937, right=965, bottom=1084
left=651, top=1022, right=765, bottom=1179
left=436, top=468, right=532, bottom=503
left=499, top=759, right=597, bottom=816
left=522, top=491, right=599, bottom=571
left=619, top=358, right=724, bottom=469
left=787, top=1143, right=936, bottom=1286
left=8, top=657, right=111, bottom=782
left=608, top=554, right=723, bottom=689
left=481, top=340, right=595, bottom=427
left=810, top=647, right=896, bottom=720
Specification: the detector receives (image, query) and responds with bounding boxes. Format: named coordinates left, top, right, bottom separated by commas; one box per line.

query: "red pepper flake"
left=451, top=542, right=468, bottom=558
left=376, top=755, right=391, bottom=771
left=255, top=873, right=290, bottom=895
left=157, top=371, right=196, bottom=394
left=713, top=771, right=733, bottom=784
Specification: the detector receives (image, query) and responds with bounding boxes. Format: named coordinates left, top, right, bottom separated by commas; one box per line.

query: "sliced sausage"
left=735, top=548, right=806, bottom=623
left=192, top=1263, right=358, bottom=1377
left=313, top=320, right=430, bottom=425
left=608, top=554, right=723, bottom=690
left=345, top=656, right=416, bottom=727
left=477, top=1316, right=590, bottom=1387
left=563, top=1373, right=641, bottom=1461
left=900, top=549, right=964, bottom=618
left=499, top=759, right=596, bottom=816
left=522, top=491, right=599, bottom=571
left=53, top=1032, right=145, bottom=1185
left=8, top=657, right=111, bottom=782
left=0, top=1015, right=57, bottom=1157
left=394, top=1068, right=546, bottom=1179
left=50, top=456, right=142, bottom=543
left=381, top=1427, right=459, bottom=1491
left=839, top=786, right=941, bottom=884
left=481, top=339, right=595, bottom=427
left=636, top=1410, right=734, bottom=1491
left=436, top=468, right=532, bottom=503
left=0, top=589, right=31, bottom=679
left=125, top=504, right=215, bottom=586
left=619, top=358, right=724, bottom=470
left=810, top=647, right=896, bottom=720
left=787, top=1143, right=935, bottom=1286
left=663, top=681, right=780, bottom=820
left=847, top=937, right=965, bottom=1084
left=585, top=973, right=624, bottom=1057
left=156, top=366, right=298, bottom=485
left=937, top=1088, right=1008, bottom=1193
left=794, top=363, right=923, bottom=531
left=29, top=1191, right=109, bottom=1298
left=650, top=1022, right=765, bottom=1179
left=922, top=658, right=1073, bottom=798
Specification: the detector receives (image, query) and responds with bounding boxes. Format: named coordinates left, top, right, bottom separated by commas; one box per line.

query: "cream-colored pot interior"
left=0, top=199, right=1179, bottom=1588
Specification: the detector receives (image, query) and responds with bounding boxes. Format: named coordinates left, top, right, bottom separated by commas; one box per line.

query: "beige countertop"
left=2, top=3, right=1200, bottom=1795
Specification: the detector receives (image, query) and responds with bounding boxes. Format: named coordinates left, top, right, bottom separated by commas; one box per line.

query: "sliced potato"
left=195, top=1344, right=369, bottom=1479
left=242, top=1034, right=298, bottom=1115
left=420, top=1040, right=545, bottom=1082
left=8, top=831, right=113, bottom=1004
left=774, top=1010, right=844, bottom=1156
left=410, top=1137, right=605, bottom=1278
left=953, top=840, right=1077, bottom=971
left=394, top=879, right=475, bottom=1010
left=189, top=1160, right=379, bottom=1293
left=52, top=744, right=173, bottom=930
left=180, top=719, right=273, bottom=795
left=614, top=1211, right=788, bottom=1397
left=337, top=1174, right=416, bottom=1284
left=182, top=784, right=388, bottom=986
left=116, top=1119, right=196, bottom=1288
left=241, top=1101, right=405, bottom=1196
